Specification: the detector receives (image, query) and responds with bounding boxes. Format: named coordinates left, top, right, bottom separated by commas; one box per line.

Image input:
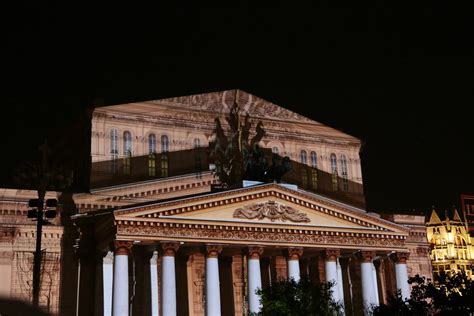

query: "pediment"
left=114, top=184, right=408, bottom=235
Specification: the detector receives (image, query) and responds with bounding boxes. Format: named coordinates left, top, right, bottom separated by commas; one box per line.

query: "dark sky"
left=2, top=2, right=473, bottom=213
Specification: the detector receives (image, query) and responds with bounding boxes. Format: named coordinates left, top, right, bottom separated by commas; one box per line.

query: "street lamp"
left=27, top=197, right=58, bottom=307
left=13, top=140, right=73, bottom=308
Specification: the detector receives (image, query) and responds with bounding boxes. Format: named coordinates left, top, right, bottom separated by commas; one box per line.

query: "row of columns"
left=107, top=241, right=410, bottom=316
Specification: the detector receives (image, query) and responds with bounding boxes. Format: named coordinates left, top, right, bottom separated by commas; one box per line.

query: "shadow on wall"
left=0, top=298, right=50, bottom=316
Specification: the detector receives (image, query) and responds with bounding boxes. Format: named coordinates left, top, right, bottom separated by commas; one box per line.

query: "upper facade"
left=90, top=89, right=364, bottom=205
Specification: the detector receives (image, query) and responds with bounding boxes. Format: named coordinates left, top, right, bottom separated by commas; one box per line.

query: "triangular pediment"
left=114, top=184, right=408, bottom=235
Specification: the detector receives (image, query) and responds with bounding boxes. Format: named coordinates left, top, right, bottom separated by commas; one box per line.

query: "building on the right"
left=461, top=194, right=474, bottom=236
left=426, top=206, right=474, bottom=279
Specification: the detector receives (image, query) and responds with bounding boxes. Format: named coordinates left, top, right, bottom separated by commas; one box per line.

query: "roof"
left=94, top=89, right=360, bottom=142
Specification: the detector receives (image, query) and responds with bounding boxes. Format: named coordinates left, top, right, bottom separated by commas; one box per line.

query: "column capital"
left=323, top=249, right=340, bottom=261
left=206, top=244, right=223, bottom=258
left=287, top=247, right=304, bottom=260
left=248, top=246, right=264, bottom=259
left=357, top=250, right=375, bottom=263
left=392, top=252, right=410, bottom=264
left=113, top=240, right=133, bottom=256
left=161, top=241, right=180, bottom=256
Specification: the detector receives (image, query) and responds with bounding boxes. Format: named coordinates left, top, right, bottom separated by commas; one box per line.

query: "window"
left=330, top=153, right=338, bottom=191
left=148, top=153, right=156, bottom=177
left=311, top=169, right=318, bottom=190
left=300, top=150, right=307, bottom=165
left=193, top=138, right=201, bottom=148
left=149, top=134, right=156, bottom=154
left=310, top=151, right=317, bottom=168
left=123, top=131, right=132, bottom=155
left=340, top=154, right=349, bottom=191
left=161, top=135, right=169, bottom=153
left=161, top=155, right=168, bottom=177
left=110, top=129, right=118, bottom=173
left=301, top=170, right=308, bottom=188
left=272, top=147, right=279, bottom=155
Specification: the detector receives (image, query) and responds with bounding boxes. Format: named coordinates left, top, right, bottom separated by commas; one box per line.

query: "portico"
left=75, top=183, right=411, bottom=316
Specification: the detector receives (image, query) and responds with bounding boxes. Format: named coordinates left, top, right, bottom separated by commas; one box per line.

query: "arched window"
left=193, top=138, right=200, bottom=148
left=110, top=128, right=118, bottom=173
left=310, top=151, right=317, bottom=168
left=148, top=134, right=156, bottom=154
left=300, top=150, right=307, bottom=165
left=340, top=154, right=349, bottom=191
left=330, top=153, right=338, bottom=191
left=161, top=135, right=169, bottom=153
left=272, top=147, right=279, bottom=155
left=123, top=131, right=132, bottom=155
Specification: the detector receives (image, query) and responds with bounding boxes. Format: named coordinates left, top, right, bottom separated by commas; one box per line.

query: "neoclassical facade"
left=0, top=90, right=433, bottom=316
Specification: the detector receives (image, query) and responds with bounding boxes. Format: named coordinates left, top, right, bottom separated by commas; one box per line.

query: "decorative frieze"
left=117, top=225, right=405, bottom=249
left=233, top=201, right=310, bottom=223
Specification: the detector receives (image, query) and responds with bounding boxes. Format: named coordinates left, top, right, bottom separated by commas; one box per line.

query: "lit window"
left=161, top=135, right=169, bottom=153
left=161, top=155, right=168, bottom=177
left=310, top=151, right=317, bottom=168
left=300, top=150, right=307, bottom=165
left=123, top=131, right=132, bottom=155
left=149, top=134, right=156, bottom=154
left=311, top=169, right=318, bottom=190
left=194, top=138, right=201, bottom=148
left=148, top=153, right=156, bottom=177
left=301, top=170, right=308, bottom=188
left=330, top=153, right=338, bottom=191
left=340, top=154, right=349, bottom=191
left=110, top=129, right=118, bottom=173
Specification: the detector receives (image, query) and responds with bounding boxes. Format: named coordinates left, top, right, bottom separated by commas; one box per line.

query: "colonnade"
left=99, top=242, right=410, bottom=316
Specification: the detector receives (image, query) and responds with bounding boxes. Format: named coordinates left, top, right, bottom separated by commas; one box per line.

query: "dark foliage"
left=255, top=277, right=343, bottom=316
left=372, top=271, right=474, bottom=316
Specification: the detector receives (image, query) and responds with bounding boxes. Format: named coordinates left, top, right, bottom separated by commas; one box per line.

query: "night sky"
left=3, top=2, right=473, bottom=213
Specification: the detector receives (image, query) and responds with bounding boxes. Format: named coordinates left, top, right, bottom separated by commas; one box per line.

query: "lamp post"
left=27, top=197, right=57, bottom=307
left=14, top=140, right=73, bottom=308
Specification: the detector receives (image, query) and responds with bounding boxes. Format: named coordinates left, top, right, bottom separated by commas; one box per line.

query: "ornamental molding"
left=117, top=225, right=406, bottom=249
left=121, top=184, right=406, bottom=234
left=233, top=201, right=310, bottom=223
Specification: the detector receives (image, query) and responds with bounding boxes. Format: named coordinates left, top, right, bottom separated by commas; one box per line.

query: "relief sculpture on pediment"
left=233, top=200, right=310, bottom=223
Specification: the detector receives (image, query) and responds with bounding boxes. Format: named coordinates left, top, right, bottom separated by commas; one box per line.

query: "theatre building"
left=0, top=90, right=432, bottom=315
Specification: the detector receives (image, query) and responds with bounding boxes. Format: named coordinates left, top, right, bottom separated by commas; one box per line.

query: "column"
left=371, top=262, right=380, bottom=305
left=206, top=245, right=223, bottom=316
left=336, top=259, right=345, bottom=310
left=112, top=241, right=133, bottom=316
left=150, top=251, right=159, bottom=316
left=248, top=246, right=264, bottom=314
left=103, top=251, right=114, bottom=316
left=359, top=251, right=378, bottom=309
left=393, top=252, right=410, bottom=300
left=287, top=247, right=303, bottom=282
left=161, top=242, right=180, bottom=316
left=324, top=249, right=341, bottom=303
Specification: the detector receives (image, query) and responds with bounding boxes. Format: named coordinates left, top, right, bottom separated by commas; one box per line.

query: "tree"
left=255, top=277, right=343, bottom=316
left=372, top=271, right=474, bottom=316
